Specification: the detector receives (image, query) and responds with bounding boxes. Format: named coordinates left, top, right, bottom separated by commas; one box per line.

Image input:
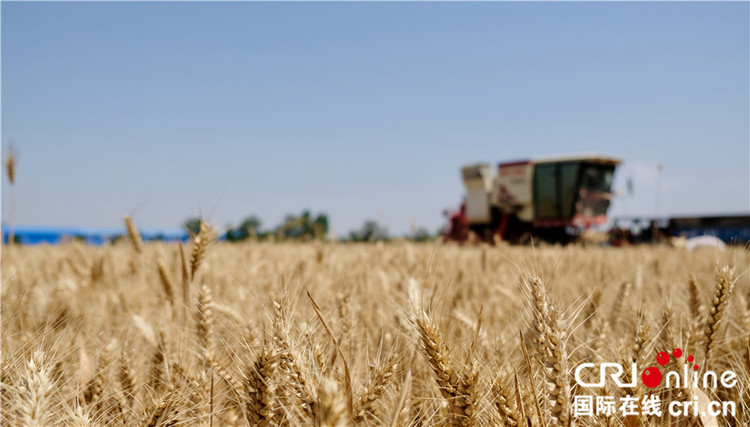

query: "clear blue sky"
left=2, top=2, right=748, bottom=236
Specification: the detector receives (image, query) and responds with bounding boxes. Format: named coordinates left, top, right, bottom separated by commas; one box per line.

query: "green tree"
left=313, top=213, right=329, bottom=239
left=410, top=228, right=433, bottom=242
left=349, top=220, right=389, bottom=242
left=226, top=216, right=262, bottom=242
left=277, top=211, right=329, bottom=241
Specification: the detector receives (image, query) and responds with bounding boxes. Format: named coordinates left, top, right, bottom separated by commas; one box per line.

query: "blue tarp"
left=1, top=225, right=189, bottom=245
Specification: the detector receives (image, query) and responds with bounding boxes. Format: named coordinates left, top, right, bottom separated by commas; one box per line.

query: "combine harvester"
left=444, top=154, right=620, bottom=244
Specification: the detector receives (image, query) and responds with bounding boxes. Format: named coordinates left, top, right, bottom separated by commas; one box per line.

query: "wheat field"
left=0, top=230, right=748, bottom=426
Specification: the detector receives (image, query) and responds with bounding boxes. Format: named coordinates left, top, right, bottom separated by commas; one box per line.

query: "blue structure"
left=2, top=225, right=189, bottom=245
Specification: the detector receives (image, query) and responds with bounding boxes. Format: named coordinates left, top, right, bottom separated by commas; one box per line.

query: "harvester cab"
left=447, top=154, right=620, bottom=243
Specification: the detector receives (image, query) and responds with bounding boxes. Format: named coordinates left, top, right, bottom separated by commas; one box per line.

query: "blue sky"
left=2, top=2, right=748, bottom=236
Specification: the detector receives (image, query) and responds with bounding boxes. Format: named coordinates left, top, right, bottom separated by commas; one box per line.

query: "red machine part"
left=444, top=202, right=469, bottom=242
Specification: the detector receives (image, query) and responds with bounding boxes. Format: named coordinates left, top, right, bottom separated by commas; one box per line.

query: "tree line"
left=184, top=211, right=436, bottom=243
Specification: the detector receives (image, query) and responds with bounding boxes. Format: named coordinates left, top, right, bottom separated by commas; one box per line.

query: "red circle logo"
left=641, top=367, right=662, bottom=388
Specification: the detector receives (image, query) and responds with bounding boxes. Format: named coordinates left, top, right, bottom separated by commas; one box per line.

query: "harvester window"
left=601, top=169, right=613, bottom=192
left=534, top=164, right=557, bottom=219
left=576, top=165, right=616, bottom=216
left=581, top=166, right=611, bottom=192
left=560, top=163, right=580, bottom=217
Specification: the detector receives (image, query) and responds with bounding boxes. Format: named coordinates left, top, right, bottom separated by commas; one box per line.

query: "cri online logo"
left=575, top=348, right=737, bottom=389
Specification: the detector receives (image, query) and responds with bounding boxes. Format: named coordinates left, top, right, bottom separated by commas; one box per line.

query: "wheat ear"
left=157, top=259, right=176, bottom=310
left=519, top=331, right=544, bottom=427
left=5, top=147, right=16, bottom=245
left=149, top=331, right=167, bottom=395
left=189, top=221, right=210, bottom=281
left=196, top=284, right=214, bottom=366
left=609, top=281, right=632, bottom=329
left=415, top=309, right=476, bottom=424
left=84, top=344, right=111, bottom=406
left=688, top=275, right=704, bottom=351
left=317, top=376, right=348, bottom=427
left=16, top=351, right=53, bottom=427
left=118, top=351, right=136, bottom=408
left=308, top=291, right=354, bottom=419
left=527, top=275, right=569, bottom=427
left=178, top=241, right=189, bottom=299
left=353, top=359, right=398, bottom=423
left=5, top=147, right=15, bottom=184
left=704, top=265, right=736, bottom=367
left=271, top=298, right=314, bottom=418
left=246, top=346, right=279, bottom=427
left=493, top=375, right=521, bottom=426
left=123, top=215, right=143, bottom=253
left=70, top=402, right=94, bottom=427
left=144, top=389, right=177, bottom=427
